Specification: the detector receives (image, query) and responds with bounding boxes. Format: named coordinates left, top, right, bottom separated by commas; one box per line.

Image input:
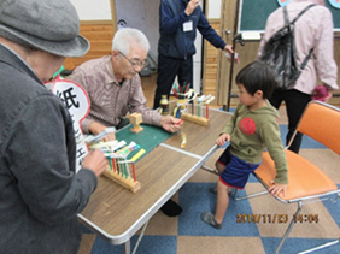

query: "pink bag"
left=311, top=85, right=329, bottom=101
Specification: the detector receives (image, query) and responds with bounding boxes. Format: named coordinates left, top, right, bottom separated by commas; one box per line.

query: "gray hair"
left=111, top=28, right=150, bottom=55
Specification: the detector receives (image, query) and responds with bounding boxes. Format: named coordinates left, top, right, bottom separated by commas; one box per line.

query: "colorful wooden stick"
left=112, top=158, right=116, bottom=172
left=206, top=105, right=209, bottom=119
left=181, top=133, right=187, bottom=149
left=108, top=156, right=113, bottom=171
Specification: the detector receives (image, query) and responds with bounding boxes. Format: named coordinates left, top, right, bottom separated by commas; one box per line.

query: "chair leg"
left=275, top=202, right=303, bottom=254
left=297, top=238, right=340, bottom=254
left=232, top=189, right=269, bottom=201
left=296, top=194, right=340, bottom=253
left=230, top=172, right=271, bottom=201
left=200, top=165, right=219, bottom=175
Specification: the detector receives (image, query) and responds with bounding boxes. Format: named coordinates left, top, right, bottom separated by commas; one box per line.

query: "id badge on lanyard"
left=183, top=21, right=193, bottom=32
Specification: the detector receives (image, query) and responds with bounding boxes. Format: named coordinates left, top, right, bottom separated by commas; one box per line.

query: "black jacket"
left=0, top=44, right=97, bottom=254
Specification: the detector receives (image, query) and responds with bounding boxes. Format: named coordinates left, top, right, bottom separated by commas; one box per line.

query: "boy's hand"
left=268, top=180, right=287, bottom=197
left=216, top=134, right=230, bottom=147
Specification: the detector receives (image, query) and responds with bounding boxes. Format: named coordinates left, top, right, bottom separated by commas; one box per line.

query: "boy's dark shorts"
left=218, top=147, right=261, bottom=189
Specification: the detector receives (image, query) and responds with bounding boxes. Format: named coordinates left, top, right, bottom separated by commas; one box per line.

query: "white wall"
left=115, top=0, right=159, bottom=62
left=208, top=0, right=222, bottom=19
left=70, top=0, right=112, bottom=20
left=144, top=0, right=160, bottom=62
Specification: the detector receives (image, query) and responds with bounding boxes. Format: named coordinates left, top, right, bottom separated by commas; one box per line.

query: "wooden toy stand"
left=180, top=94, right=215, bottom=126
left=89, top=140, right=142, bottom=193
left=181, top=112, right=210, bottom=126
left=103, top=168, right=141, bottom=193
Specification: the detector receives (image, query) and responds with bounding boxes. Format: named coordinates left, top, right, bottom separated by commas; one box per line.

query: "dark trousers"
left=269, top=89, right=311, bottom=154
left=153, top=54, right=193, bottom=109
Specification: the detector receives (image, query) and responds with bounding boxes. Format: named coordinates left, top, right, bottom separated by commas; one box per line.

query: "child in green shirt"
left=201, top=61, right=288, bottom=229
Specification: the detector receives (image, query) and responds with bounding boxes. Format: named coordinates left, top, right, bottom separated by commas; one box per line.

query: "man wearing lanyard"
left=153, top=0, right=233, bottom=109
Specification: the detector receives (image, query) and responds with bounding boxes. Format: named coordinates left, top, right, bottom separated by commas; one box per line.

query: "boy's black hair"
left=235, top=61, right=277, bottom=99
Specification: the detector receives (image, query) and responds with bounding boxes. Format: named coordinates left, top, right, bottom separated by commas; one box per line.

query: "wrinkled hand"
left=216, top=134, right=230, bottom=147
left=102, top=131, right=116, bottom=142
left=89, top=122, right=116, bottom=142
left=268, top=180, right=287, bottom=197
left=82, top=149, right=107, bottom=177
left=89, top=122, right=106, bottom=135
left=186, top=0, right=200, bottom=15
left=223, top=45, right=234, bottom=54
left=161, top=116, right=183, bottom=132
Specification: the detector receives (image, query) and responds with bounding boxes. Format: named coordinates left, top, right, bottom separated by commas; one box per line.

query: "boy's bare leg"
left=201, top=163, right=229, bottom=229
left=216, top=161, right=224, bottom=176
left=215, top=180, right=229, bottom=224
left=211, top=162, right=231, bottom=195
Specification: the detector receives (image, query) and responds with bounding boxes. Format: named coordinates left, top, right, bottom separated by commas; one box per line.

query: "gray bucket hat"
left=0, top=0, right=90, bottom=57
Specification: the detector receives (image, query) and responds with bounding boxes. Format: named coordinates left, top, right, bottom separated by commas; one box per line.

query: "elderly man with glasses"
left=70, top=28, right=184, bottom=217
left=70, top=28, right=182, bottom=142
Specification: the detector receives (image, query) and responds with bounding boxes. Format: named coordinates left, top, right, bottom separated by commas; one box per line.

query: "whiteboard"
left=70, top=0, right=112, bottom=20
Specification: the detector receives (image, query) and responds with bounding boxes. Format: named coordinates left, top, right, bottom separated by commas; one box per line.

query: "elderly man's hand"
left=161, top=116, right=183, bottom=132
left=89, top=122, right=116, bottom=142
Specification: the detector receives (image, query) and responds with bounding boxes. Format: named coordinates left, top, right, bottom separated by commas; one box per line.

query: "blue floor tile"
left=91, top=235, right=177, bottom=254
left=81, top=223, right=95, bottom=234
left=262, top=237, right=340, bottom=254
left=178, top=182, right=260, bottom=237
left=322, top=184, right=340, bottom=228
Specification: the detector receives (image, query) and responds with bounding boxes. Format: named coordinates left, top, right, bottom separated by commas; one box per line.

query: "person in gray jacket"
left=0, top=0, right=107, bottom=253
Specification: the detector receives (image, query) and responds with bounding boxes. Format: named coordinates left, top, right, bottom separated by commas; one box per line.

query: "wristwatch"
left=184, top=10, right=189, bottom=16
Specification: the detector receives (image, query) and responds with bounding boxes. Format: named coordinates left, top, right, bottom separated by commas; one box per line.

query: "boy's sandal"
left=200, top=212, right=222, bottom=229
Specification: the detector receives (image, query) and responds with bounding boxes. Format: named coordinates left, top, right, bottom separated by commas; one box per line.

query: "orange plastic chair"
left=233, top=101, right=340, bottom=254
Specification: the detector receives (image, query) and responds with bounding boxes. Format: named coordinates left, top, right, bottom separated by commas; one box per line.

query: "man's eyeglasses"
left=118, top=51, right=148, bottom=68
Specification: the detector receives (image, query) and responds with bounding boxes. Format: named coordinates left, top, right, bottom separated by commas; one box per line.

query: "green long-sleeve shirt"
left=222, top=102, right=288, bottom=184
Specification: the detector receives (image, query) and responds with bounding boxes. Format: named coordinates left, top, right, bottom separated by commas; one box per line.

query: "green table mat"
left=116, top=124, right=173, bottom=162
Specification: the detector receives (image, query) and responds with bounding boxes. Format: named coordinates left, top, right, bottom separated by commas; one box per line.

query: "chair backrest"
left=297, top=101, right=340, bottom=155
